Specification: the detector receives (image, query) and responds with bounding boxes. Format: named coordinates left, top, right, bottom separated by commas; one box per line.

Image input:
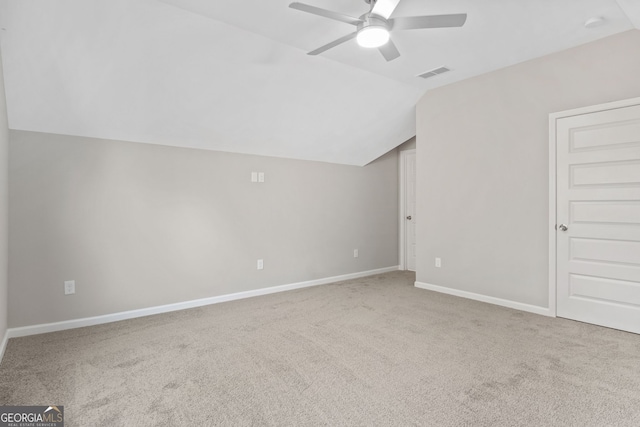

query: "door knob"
left=406, top=216, right=412, bottom=220
left=558, top=224, right=568, bottom=231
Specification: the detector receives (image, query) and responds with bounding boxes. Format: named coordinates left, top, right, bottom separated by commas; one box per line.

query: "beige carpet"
left=1, top=271, right=640, bottom=426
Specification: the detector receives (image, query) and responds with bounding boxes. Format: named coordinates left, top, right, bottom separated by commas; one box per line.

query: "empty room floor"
left=1, top=271, right=639, bottom=426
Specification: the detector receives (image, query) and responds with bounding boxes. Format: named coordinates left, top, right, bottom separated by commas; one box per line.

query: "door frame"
left=399, top=149, right=416, bottom=271
left=548, top=96, right=640, bottom=318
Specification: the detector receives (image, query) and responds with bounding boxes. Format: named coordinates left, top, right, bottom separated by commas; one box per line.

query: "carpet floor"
left=1, top=271, right=640, bottom=426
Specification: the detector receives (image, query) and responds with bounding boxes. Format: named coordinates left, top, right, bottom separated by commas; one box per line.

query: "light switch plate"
left=64, top=280, right=76, bottom=295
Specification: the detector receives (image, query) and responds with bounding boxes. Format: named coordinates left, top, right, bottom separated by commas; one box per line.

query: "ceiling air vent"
left=417, top=66, right=451, bottom=79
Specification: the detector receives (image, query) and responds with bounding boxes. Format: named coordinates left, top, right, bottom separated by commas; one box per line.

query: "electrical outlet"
left=435, top=257, right=442, bottom=268
left=64, top=280, right=75, bottom=295
left=258, top=172, right=265, bottom=183
left=353, top=249, right=359, bottom=258
left=257, top=259, right=264, bottom=270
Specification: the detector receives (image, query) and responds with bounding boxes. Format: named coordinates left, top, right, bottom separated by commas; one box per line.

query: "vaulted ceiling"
left=0, top=0, right=638, bottom=165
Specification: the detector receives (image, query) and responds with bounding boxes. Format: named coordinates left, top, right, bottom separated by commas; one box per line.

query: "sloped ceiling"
left=0, top=0, right=637, bottom=165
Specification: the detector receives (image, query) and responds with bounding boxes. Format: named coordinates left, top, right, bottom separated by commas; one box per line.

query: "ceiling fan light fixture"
left=356, top=26, right=390, bottom=48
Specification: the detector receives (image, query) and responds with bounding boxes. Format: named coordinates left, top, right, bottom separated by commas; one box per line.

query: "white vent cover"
left=417, top=66, right=451, bottom=79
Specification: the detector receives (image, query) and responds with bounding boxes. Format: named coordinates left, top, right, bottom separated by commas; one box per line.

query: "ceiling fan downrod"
left=364, top=0, right=376, bottom=12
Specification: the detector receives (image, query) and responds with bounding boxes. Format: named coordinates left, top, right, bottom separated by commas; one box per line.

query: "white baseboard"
left=6, top=266, right=400, bottom=340
left=414, top=281, right=553, bottom=317
left=0, top=330, right=8, bottom=365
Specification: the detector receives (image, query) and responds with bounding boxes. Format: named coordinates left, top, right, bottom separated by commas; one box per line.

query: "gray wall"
left=9, top=131, right=399, bottom=327
left=416, top=30, right=640, bottom=308
left=0, top=47, right=8, bottom=341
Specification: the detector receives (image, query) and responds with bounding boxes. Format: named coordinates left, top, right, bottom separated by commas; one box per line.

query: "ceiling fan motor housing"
left=357, top=14, right=390, bottom=32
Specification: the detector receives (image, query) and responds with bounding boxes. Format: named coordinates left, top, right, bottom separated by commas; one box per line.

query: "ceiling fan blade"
left=308, top=32, right=358, bottom=55
left=371, top=0, right=401, bottom=20
left=289, top=2, right=363, bottom=25
left=391, top=13, right=467, bottom=30
left=378, top=39, right=400, bottom=61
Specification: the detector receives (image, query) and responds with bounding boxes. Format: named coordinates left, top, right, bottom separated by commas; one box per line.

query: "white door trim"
left=399, top=149, right=416, bottom=270
left=548, top=96, right=640, bottom=318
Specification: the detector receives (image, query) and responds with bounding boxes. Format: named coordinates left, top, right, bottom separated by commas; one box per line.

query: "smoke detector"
left=584, top=17, right=605, bottom=29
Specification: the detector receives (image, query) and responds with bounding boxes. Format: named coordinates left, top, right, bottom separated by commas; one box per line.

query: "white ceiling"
left=0, top=0, right=637, bottom=165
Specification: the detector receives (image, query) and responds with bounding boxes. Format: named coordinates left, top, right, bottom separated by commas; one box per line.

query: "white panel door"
left=556, top=103, right=640, bottom=334
left=404, top=151, right=417, bottom=271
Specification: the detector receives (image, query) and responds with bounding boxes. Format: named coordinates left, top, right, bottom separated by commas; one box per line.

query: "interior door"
left=556, top=103, right=640, bottom=334
left=404, top=151, right=416, bottom=271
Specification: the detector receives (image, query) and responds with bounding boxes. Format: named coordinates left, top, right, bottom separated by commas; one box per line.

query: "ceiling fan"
left=289, top=0, right=467, bottom=61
